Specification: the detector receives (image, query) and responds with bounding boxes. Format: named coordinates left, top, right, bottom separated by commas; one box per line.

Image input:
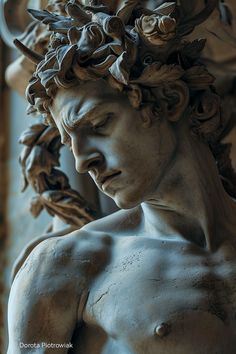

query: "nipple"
left=155, top=322, right=171, bottom=338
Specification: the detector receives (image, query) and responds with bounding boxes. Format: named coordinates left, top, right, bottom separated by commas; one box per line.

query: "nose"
left=75, top=151, right=104, bottom=173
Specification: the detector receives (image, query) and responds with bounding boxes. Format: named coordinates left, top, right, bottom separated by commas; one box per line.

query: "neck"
left=141, top=124, right=236, bottom=251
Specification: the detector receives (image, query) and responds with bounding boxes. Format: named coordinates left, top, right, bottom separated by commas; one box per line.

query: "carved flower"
left=136, top=14, right=176, bottom=46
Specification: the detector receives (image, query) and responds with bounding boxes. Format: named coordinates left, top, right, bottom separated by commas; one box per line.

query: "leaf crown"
left=15, top=1, right=236, bottom=199
left=14, top=1, right=216, bottom=114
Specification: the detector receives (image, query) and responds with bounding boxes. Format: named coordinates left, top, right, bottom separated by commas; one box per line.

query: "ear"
left=162, top=80, right=189, bottom=122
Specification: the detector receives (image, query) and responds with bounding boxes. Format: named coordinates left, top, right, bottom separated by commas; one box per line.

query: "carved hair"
left=15, top=0, right=236, bottom=198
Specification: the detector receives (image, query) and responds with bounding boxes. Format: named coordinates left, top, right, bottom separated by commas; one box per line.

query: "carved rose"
left=136, top=14, right=176, bottom=46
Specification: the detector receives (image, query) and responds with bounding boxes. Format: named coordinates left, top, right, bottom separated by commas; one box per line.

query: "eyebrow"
left=62, top=101, right=113, bottom=131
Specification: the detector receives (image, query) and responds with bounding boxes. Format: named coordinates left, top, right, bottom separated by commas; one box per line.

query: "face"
left=49, top=80, right=177, bottom=209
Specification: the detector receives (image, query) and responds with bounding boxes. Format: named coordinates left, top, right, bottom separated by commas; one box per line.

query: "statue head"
left=16, top=0, right=236, bottom=206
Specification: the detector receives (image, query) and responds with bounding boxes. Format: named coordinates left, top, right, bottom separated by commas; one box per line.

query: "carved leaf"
left=30, top=196, right=44, bottom=217
left=38, top=45, right=77, bottom=88
left=45, top=169, right=70, bottom=190
left=84, top=4, right=109, bottom=14
left=109, top=51, right=130, bottom=85
left=19, top=146, right=32, bottom=193
left=49, top=19, right=74, bottom=33
left=68, top=27, right=82, bottom=45
left=102, top=15, right=125, bottom=39
left=56, top=45, right=77, bottom=71
left=36, top=126, right=60, bottom=148
left=25, top=146, right=59, bottom=178
left=77, top=23, right=105, bottom=59
left=110, top=43, right=123, bottom=56
left=154, top=2, right=176, bottom=16
left=116, top=0, right=140, bottom=24
left=40, top=189, right=96, bottom=226
left=38, top=69, right=58, bottom=89
left=19, top=124, right=47, bottom=146
left=131, top=63, right=184, bottom=87
left=91, top=55, right=117, bottom=76
left=184, top=66, right=215, bottom=89
left=73, top=62, right=100, bottom=81
left=18, top=117, right=96, bottom=226
left=65, top=2, right=91, bottom=24
left=26, top=105, right=38, bottom=115
left=36, top=48, right=58, bottom=70
left=19, top=146, right=32, bottom=168
left=21, top=175, right=29, bottom=193
left=91, top=44, right=112, bottom=59
left=26, top=76, right=47, bottom=105
left=28, top=9, right=64, bottom=24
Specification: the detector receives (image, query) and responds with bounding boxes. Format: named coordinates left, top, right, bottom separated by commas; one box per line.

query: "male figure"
left=7, top=1, right=236, bottom=353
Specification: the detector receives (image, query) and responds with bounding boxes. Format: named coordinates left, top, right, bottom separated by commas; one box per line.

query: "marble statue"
left=7, top=1, right=236, bottom=353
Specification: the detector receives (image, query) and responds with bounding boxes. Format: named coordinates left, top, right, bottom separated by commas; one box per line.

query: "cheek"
left=109, top=139, right=145, bottom=170
left=103, top=119, right=176, bottom=177
left=105, top=126, right=146, bottom=166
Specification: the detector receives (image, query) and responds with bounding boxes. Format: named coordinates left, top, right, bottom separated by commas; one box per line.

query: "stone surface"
left=3, top=1, right=236, bottom=354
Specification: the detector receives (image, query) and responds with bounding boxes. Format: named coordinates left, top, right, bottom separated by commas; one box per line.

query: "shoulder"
left=18, top=228, right=113, bottom=282
left=8, top=232, right=110, bottom=348
left=13, top=206, right=142, bottom=283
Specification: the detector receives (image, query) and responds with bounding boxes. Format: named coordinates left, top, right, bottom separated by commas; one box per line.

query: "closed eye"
left=93, top=113, right=114, bottom=133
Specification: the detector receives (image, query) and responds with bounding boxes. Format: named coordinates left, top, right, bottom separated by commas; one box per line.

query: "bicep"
left=7, top=238, right=86, bottom=354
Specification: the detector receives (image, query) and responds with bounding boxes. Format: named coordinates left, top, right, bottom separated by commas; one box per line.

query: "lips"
left=98, top=171, right=121, bottom=190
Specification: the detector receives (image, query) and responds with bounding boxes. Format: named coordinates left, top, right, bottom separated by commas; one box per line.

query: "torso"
left=70, top=225, right=236, bottom=354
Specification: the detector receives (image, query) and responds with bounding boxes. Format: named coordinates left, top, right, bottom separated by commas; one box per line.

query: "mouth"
left=98, top=171, right=121, bottom=191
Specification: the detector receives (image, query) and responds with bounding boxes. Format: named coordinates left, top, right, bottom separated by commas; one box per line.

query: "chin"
left=113, top=191, right=142, bottom=210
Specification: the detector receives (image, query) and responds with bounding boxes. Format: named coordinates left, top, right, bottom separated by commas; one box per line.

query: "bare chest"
left=82, top=237, right=236, bottom=354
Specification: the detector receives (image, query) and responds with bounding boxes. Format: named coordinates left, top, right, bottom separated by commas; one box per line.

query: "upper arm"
left=7, top=236, right=88, bottom=354
left=7, top=230, right=111, bottom=354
